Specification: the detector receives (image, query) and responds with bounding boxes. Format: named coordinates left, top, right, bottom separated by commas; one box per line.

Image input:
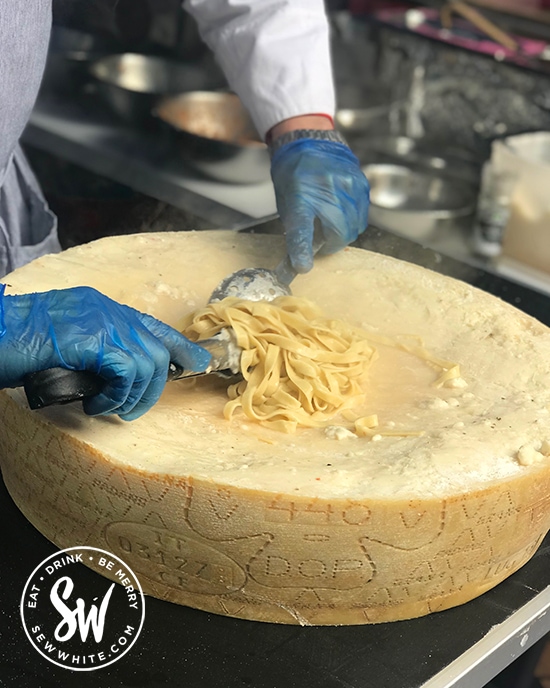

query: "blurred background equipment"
left=363, top=162, right=476, bottom=240
left=154, top=91, right=271, bottom=183
left=494, top=132, right=550, bottom=276
left=28, top=0, right=550, bottom=288
left=89, top=53, right=225, bottom=125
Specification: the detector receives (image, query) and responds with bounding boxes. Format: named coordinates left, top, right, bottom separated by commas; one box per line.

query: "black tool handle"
left=22, top=362, right=185, bottom=411
left=23, top=368, right=105, bottom=410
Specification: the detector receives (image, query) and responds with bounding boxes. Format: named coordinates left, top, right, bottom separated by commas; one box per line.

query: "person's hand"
left=270, top=135, right=370, bottom=273
left=0, top=286, right=211, bottom=420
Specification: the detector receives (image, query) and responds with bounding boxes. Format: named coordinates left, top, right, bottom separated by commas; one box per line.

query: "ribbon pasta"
left=182, top=296, right=461, bottom=434
left=181, top=296, right=377, bottom=433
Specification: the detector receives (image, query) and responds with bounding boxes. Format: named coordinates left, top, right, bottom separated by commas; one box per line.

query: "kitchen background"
left=25, top=0, right=550, bottom=298
left=13, top=2, right=550, bottom=686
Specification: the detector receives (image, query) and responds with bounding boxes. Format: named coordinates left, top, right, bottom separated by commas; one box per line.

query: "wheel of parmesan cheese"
left=1, top=230, right=550, bottom=626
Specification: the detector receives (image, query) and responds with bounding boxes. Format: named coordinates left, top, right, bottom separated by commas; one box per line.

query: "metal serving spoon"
left=210, top=230, right=324, bottom=303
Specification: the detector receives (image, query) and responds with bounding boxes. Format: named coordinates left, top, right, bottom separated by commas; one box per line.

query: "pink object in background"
left=496, top=0, right=542, bottom=8
left=348, top=1, right=411, bottom=13
left=374, top=7, right=548, bottom=62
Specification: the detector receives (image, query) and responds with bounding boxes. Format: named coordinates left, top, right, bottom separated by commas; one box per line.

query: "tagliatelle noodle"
left=182, top=296, right=377, bottom=432
left=181, top=296, right=459, bottom=434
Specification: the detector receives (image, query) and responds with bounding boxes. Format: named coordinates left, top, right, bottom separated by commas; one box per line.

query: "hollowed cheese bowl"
left=1, top=230, right=550, bottom=625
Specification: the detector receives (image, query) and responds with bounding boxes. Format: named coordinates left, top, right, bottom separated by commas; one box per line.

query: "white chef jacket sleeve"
left=182, top=0, right=335, bottom=140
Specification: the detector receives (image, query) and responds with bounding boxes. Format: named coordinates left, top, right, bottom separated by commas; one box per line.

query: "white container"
left=496, top=132, right=550, bottom=275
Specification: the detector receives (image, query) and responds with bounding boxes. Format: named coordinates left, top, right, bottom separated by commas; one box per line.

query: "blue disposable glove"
left=0, top=285, right=211, bottom=421
left=270, top=137, right=370, bottom=273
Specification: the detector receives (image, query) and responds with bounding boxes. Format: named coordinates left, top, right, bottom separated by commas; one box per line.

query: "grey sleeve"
left=0, top=0, right=52, bottom=179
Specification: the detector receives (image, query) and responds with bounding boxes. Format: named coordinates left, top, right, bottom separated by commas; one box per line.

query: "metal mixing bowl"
left=352, top=135, right=482, bottom=185
left=154, top=91, right=271, bottom=184
left=363, top=163, right=476, bottom=239
left=89, top=53, right=225, bottom=125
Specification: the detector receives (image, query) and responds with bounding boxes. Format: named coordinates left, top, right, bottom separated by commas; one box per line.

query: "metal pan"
left=154, top=91, right=271, bottom=184
left=363, top=163, right=476, bottom=240
left=89, top=53, right=225, bottom=126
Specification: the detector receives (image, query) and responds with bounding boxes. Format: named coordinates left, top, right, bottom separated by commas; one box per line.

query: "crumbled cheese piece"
left=541, top=440, right=550, bottom=456
left=517, top=444, right=545, bottom=466
left=448, top=398, right=460, bottom=407
left=444, top=377, right=468, bottom=389
left=371, top=434, right=383, bottom=442
left=325, top=426, right=357, bottom=441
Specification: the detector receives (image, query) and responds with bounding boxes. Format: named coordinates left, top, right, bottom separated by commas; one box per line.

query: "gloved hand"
left=270, top=137, right=370, bottom=273
left=0, top=285, right=211, bottom=421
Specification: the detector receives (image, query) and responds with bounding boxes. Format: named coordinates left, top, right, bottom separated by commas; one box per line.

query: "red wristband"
left=308, top=113, right=335, bottom=127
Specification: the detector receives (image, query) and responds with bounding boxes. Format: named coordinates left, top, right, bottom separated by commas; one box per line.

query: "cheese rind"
left=1, top=230, right=550, bottom=625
